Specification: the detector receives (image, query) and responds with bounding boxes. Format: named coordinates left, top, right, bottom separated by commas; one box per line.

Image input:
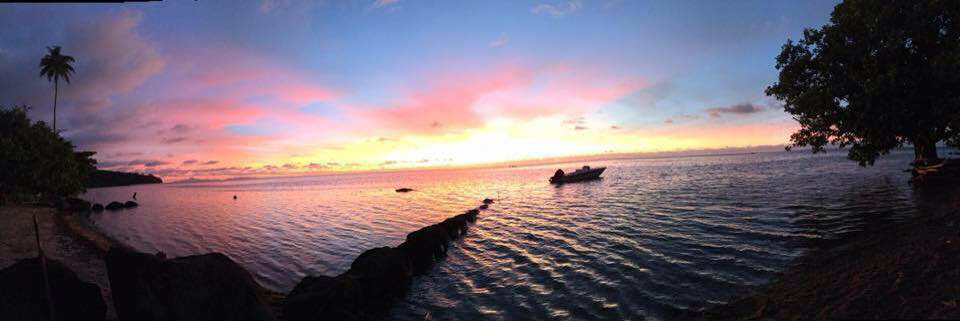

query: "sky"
left=0, top=0, right=839, bottom=180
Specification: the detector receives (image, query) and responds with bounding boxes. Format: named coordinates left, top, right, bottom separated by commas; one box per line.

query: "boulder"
left=105, top=202, right=125, bottom=211
left=463, top=209, right=480, bottom=221
left=63, top=198, right=92, bottom=212
left=479, top=204, right=489, bottom=210
left=105, top=247, right=276, bottom=321
left=482, top=198, right=494, bottom=204
left=123, top=201, right=138, bottom=208
left=286, top=205, right=490, bottom=321
left=349, top=247, right=413, bottom=292
left=284, top=276, right=364, bottom=321
left=394, top=188, right=413, bottom=193
left=398, top=224, right=451, bottom=272
left=91, top=203, right=104, bottom=212
left=0, top=258, right=106, bottom=321
left=439, top=215, right=469, bottom=239
left=285, top=248, right=414, bottom=321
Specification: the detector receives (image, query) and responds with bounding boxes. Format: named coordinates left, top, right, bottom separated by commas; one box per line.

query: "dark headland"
left=85, top=170, right=162, bottom=189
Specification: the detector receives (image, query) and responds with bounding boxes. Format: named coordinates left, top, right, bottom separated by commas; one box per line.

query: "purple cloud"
left=705, top=103, right=765, bottom=118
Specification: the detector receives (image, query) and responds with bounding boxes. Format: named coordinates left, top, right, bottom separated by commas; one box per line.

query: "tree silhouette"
left=768, top=0, right=960, bottom=167
left=39, top=46, right=75, bottom=132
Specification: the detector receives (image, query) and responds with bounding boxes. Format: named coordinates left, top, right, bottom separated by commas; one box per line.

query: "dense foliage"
left=768, top=0, right=960, bottom=166
left=0, top=106, right=96, bottom=197
left=87, top=170, right=162, bottom=188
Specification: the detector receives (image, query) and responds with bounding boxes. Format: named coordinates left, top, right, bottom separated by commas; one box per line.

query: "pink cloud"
left=347, top=62, right=646, bottom=135
left=348, top=65, right=535, bottom=134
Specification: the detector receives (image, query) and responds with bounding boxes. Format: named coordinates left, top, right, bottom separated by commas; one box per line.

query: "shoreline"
left=1, top=198, right=496, bottom=321
left=5, top=183, right=959, bottom=320
left=703, top=183, right=960, bottom=320
left=0, top=206, right=118, bottom=319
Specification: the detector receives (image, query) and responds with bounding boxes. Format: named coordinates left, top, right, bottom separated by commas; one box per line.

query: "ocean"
left=84, top=148, right=929, bottom=320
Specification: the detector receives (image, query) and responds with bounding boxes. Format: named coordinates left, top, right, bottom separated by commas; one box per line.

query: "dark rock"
left=349, top=247, right=413, bottom=293
left=284, top=275, right=373, bottom=321
left=482, top=198, right=494, bottom=204
left=0, top=258, right=106, bottom=321
left=105, top=202, right=125, bottom=211
left=63, top=197, right=92, bottom=212
left=285, top=248, right=415, bottom=321
left=286, top=204, right=490, bottom=321
left=91, top=203, right=104, bottom=212
left=123, top=201, right=138, bottom=208
left=105, top=247, right=276, bottom=321
left=398, top=224, right=451, bottom=272
left=479, top=204, right=489, bottom=210
left=463, top=209, right=480, bottom=221
left=394, top=188, right=414, bottom=193
left=439, top=215, right=469, bottom=239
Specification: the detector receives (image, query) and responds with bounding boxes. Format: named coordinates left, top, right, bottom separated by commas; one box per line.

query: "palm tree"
left=39, top=46, right=75, bottom=132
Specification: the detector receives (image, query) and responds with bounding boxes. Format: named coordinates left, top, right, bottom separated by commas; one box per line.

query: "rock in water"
left=482, top=198, right=494, bottom=204
left=91, top=203, right=104, bottom=212
left=123, top=201, right=138, bottom=208
left=284, top=247, right=413, bottom=321
left=0, top=258, right=106, bottom=321
left=105, top=202, right=125, bottom=211
left=395, top=188, right=414, bottom=193
left=285, top=202, right=491, bottom=321
left=349, top=247, right=413, bottom=292
left=105, top=247, right=276, bottom=321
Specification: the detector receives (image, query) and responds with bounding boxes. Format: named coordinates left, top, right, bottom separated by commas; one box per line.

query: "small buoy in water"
left=233, top=195, right=237, bottom=200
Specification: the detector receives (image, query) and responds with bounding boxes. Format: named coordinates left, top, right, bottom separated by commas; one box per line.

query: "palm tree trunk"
left=53, top=79, right=58, bottom=132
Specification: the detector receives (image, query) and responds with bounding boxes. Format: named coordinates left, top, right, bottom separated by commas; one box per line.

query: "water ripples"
left=85, top=150, right=924, bottom=320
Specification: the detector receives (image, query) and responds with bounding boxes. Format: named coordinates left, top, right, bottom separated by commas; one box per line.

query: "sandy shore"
left=0, top=206, right=117, bottom=320
left=704, top=184, right=960, bottom=320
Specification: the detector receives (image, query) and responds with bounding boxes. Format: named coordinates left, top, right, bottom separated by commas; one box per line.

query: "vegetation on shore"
left=769, top=0, right=960, bottom=167
left=86, top=170, right=162, bottom=189
left=700, top=1, right=960, bottom=319
left=0, top=106, right=96, bottom=200
left=0, top=105, right=160, bottom=206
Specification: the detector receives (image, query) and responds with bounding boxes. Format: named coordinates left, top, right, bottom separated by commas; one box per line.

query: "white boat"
left=549, top=166, right=606, bottom=184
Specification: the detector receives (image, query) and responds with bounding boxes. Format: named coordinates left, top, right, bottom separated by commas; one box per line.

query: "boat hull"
left=549, top=167, right=606, bottom=184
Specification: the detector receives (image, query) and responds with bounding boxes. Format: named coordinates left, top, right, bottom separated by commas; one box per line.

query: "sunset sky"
left=0, top=1, right=838, bottom=179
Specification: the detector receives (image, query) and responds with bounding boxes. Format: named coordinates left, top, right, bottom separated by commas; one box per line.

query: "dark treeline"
left=0, top=106, right=95, bottom=200
left=86, top=170, right=162, bottom=189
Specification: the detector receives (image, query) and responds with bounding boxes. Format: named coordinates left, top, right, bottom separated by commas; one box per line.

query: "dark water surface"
left=85, top=149, right=927, bottom=320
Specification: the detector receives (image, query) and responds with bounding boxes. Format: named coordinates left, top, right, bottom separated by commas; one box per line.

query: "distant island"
left=86, top=170, right=162, bottom=188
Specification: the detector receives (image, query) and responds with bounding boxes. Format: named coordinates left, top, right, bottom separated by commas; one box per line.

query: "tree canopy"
left=0, top=106, right=96, bottom=197
left=768, top=0, right=960, bottom=166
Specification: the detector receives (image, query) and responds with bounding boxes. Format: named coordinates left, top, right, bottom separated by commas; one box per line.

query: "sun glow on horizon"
left=1, top=1, right=832, bottom=181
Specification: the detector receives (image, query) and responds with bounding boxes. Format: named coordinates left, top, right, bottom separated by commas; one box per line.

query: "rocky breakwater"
left=283, top=198, right=496, bottom=321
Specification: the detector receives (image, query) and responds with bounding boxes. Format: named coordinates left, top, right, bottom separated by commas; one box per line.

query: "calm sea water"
left=84, top=149, right=930, bottom=320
